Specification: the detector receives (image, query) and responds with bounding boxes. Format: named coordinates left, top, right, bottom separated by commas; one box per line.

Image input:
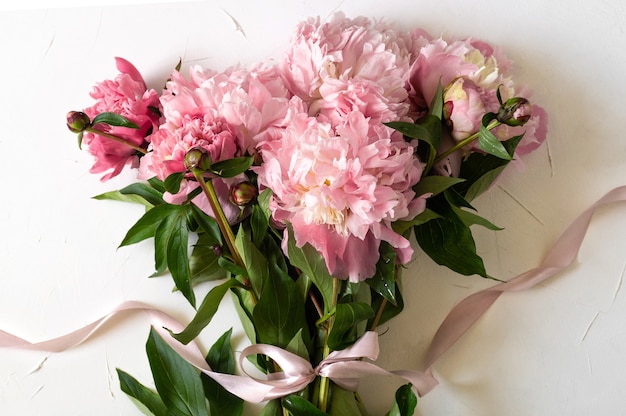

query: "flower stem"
left=85, top=127, right=147, bottom=154
left=192, top=170, right=243, bottom=267
left=318, top=278, right=340, bottom=412
left=369, top=298, right=387, bottom=332
left=433, top=119, right=501, bottom=165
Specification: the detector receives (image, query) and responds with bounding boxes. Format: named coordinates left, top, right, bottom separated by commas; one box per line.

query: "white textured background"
left=1, top=1, right=626, bottom=415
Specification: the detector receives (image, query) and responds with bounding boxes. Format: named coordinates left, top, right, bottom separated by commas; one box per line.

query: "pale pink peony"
left=255, top=110, right=427, bottom=282
left=280, top=12, right=415, bottom=127
left=83, top=57, right=160, bottom=181
left=408, top=36, right=547, bottom=155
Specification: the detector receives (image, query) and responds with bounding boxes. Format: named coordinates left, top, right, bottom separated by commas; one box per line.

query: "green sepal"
left=202, top=328, right=244, bottom=416
left=92, top=112, right=139, bottom=129
left=145, top=328, right=208, bottom=416
left=116, top=368, right=168, bottom=416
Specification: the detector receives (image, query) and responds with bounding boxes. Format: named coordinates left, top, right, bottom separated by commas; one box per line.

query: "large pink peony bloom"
left=407, top=36, right=547, bottom=156
left=139, top=63, right=301, bottom=222
left=280, top=12, right=415, bottom=127
left=255, top=110, right=427, bottom=282
left=83, top=57, right=160, bottom=181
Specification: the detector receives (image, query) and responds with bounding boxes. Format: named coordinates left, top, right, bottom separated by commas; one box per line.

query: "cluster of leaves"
left=96, top=151, right=416, bottom=414
left=387, top=85, right=525, bottom=280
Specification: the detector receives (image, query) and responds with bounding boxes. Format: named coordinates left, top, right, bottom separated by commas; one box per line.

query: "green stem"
left=85, top=127, right=147, bottom=154
left=192, top=170, right=243, bottom=267
left=433, top=119, right=501, bottom=165
left=318, top=278, right=340, bottom=412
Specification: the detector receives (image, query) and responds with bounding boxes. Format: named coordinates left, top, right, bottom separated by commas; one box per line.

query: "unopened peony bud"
left=229, top=182, right=258, bottom=206
left=497, top=97, right=531, bottom=127
left=184, top=147, right=212, bottom=171
left=66, top=111, right=91, bottom=133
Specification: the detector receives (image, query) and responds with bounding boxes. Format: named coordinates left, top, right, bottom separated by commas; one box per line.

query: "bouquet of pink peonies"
left=66, top=12, right=546, bottom=415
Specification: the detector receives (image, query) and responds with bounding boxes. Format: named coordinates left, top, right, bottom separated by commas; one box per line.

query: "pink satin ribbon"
left=2, top=185, right=626, bottom=401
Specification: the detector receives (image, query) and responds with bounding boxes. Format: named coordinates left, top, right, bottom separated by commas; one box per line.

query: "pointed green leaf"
left=235, top=225, right=269, bottom=299
left=368, top=285, right=404, bottom=328
left=328, top=302, right=375, bottom=350
left=328, top=386, right=368, bottom=416
left=414, top=214, right=488, bottom=278
left=286, top=224, right=334, bottom=312
left=253, top=265, right=308, bottom=348
left=164, top=172, right=185, bottom=195
left=365, top=242, right=397, bottom=305
left=117, top=368, right=168, bottom=416
left=429, top=81, right=444, bottom=118
left=77, top=131, right=84, bottom=149
left=117, top=182, right=165, bottom=206
left=93, top=190, right=154, bottom=208
left=283, top=395, right=329, bottom=416
left=190, top=205, right=222, bottom=246
left=171, top=279, right=242, bottom=344
left=202, top=329, right=244, bottom=416
left=386, top=384, right=417, bottom=416
left=92, top=112, right=139, bottom=129
left=477, top=125, right=511, bottom=160
left=189, top=234, right=227, bottom=284
left=145, top=328, right=208, bottom=416
left=392, top=209, right=442, bottom=236
left=412, top=175, right=465, bottom=197
left=285, top=329, right=310, bottom=361
left=208, top=157, right=254, bottom=178
left=260, top=400, right=282, bottom=416
left=120, top=204, right=182, bottom=247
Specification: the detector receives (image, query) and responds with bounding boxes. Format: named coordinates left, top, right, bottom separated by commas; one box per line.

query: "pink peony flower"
left=83, top=57, right=160, bottom=181
left=139, top=63, right=299, bottom=222
left=408, top=36, right=547, bottom=155
left=280, top=12, right=415, bottom=127
left=255, top=110, right=427, bottom=282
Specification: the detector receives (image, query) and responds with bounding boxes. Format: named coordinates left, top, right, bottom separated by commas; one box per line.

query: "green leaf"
left=451, top=206, right=503, bottom=231
left=117, top=368, right=168, bottom=416
left=386, top=384, right=417, bottom=416
left=260, top=400, right=282, bottom=416
left=477, top=124, right=511, bottom=160
left=413, top=210, right=488, bottom=278
left=392, top=209, right=442, bottom=236
left=93, top=190, right=154, bottom=208
left=209, top=157, right=254, bottom=178
left=429, top=81, right=444, bottom=118
left=328, top=385, right=368, bottom=416
left=164, top=172, right=186, bottom=195
left=286, top=224, right=335, bottom=312
left=455, top=134, right=523, bottom=201
left=145, top=328, right=208, bottom=416
left=92, top=112, right=139, bottom=129
left=365, top=242, right=397, bottom=305
left=189, top=234, right=227, bottom=284
left=230, top=289, right=257, bottom=344
left=190, top=205, right=222, bottom=246
left=412, top=175, right=465, bottom=197
left=235, top=225, right=269, bottom=299
left=328, top=302, right=375, bottom=350
left=171, top=279, right=242, bottom=344
left=202, top=329, right=244, bottom=416
left=120, top=204, right=183, bottom=247
left=253, top=265, right=308, bottom=348
left=118, top=182, right=165, bottom=206
left=250, top=204, right=269, bottom=248
left=283, top=395, right=330, bottom=416
left=368, top=285, right=404, bottom=328
left=77, top=131, right=84, bottom=149
left=153, top=205, right=194, bottom=306
left=285, top=328, right=310, bottom=361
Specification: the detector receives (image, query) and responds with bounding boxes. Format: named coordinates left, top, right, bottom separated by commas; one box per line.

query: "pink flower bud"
left=497, top=97, right=531, bottom=127
left=66, top=111, right=91, bottom=133
left=184, top=147, right=212, bottom=171
left=229, top=182, right=258, bottom=206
